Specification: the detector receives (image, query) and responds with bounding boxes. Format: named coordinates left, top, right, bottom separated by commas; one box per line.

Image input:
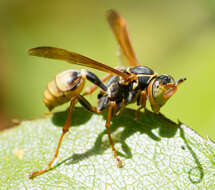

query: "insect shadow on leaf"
left=51, top=107, right=204, bottom=185
left=52, top=106, right=93, bottom=127
left=51, top=108, right=177, bottom=164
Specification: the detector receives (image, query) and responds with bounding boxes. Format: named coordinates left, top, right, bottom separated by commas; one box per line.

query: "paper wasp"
left=28, top=10, right=186, bottom=178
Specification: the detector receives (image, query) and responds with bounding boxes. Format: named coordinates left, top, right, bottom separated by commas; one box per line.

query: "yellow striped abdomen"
left=43, top=70, right=85, bottom=110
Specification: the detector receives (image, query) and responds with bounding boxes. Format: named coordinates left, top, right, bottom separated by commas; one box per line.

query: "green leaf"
left=1, top=107, right=215, bottom=189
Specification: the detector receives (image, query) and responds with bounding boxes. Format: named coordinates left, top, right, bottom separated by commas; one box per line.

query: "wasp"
left=28, top=10, right=186, bottom=178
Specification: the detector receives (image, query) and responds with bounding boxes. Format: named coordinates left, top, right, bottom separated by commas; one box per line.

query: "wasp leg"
left=82, top=67, right=121, bottom=96
left=29, top=96, right=78, bottom=179
left=82, top=73, right=112, bottom=96
left=114, top=100, right=126, bottom=116
left=83, top=70, right=107, bottom=92
left=134, top=91, right=146, bottom=120
left=106, top=101, right=123, bottom=168
left=78, top=95, right=100, bottom=114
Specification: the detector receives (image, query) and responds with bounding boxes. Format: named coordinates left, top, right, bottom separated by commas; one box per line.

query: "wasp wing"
left=107, top=9, right=139, bottom=67
left=28, top=46, right=130, bottom=80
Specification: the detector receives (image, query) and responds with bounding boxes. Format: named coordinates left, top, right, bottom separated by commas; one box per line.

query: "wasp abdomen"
left=44, top=70, right=85, bottom=110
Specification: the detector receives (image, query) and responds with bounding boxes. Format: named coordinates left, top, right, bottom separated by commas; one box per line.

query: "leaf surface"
left=0, top=108, right=215, bottom=189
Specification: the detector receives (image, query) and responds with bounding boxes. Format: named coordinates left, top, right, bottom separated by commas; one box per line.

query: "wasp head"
left=147, top=74, right=186, bottom=113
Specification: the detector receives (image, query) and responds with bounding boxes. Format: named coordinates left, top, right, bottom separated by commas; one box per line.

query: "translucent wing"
left=28, top=46, right=130, bottom=80
left=107, top=9, right=139, bottom=67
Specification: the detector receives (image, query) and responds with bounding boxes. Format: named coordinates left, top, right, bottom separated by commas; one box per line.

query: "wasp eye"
left=155, top=81, right=160, bottom=88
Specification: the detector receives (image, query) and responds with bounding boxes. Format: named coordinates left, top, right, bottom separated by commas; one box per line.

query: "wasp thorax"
left=43, top=70, right=85, bottom=111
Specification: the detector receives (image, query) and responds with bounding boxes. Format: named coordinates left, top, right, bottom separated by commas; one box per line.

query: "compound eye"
left=154, top=80, right=160, bottom=89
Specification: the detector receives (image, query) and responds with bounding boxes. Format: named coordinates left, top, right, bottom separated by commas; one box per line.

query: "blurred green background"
left=1, top=0, right=215, bottom=139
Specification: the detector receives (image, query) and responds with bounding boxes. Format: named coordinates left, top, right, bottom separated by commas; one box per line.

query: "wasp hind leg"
left=78, top=95, right=100, bottom=113
left=82, top=67, right=121, bottom=96
left=29, top=96, right=78, bottom=179
left=134, top=91, right=146, bottom=120
left=82, top=73, right=112, bottom=96
left=29, top=94, right=101, bottom=179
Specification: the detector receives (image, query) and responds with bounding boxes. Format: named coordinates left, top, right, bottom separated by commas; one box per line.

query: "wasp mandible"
left=28, top=10, right=186, bottom=178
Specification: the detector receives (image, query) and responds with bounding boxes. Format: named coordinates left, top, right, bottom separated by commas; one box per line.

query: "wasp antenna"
left=176, top=78, right=186, bottom=86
